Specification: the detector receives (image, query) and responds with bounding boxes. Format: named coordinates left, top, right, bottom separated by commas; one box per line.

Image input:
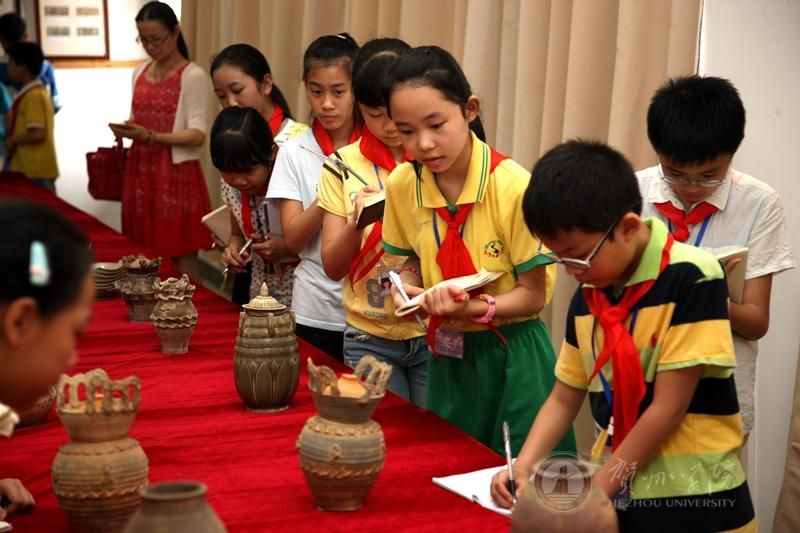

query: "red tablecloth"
left=0, top=177, right=508, bottom=532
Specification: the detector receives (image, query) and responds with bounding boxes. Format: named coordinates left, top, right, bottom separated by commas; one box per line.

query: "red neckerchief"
left=8, top=81, right=46, bottom=137
left=267, top=104, right=285, bottom=136
left=583, top=232, right=674, bottom=451
left=425, top=146, right=509, bottom=354
left=347, top=131, right=410, bottom=288
left=654, top=201, right=717, bottom=242
left=311, top=118, right=361, bottom=156
left=240, top=183, right=269, bottom=237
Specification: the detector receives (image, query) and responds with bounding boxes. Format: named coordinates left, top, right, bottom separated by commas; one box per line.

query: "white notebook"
left=432, top=465, right=512, bottom=518
left=395, top=269, right=504, bottom=317
left=705, top=245, right=748, bottom=304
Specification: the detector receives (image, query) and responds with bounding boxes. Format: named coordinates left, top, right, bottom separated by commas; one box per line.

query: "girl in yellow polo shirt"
left=318, top=38, right=428, bottom=407
left=381, top=45, right=576, bottom=455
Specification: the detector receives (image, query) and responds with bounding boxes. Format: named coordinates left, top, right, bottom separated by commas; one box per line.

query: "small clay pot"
left=119, top=255, right=161, bottom=323
left=150, top=275, right=198, bottom=355
left=297, top=356, right=393, bottom=511
left=124, top=481, right=226, bottom=533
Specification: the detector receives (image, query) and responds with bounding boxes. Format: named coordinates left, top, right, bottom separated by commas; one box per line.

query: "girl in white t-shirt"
left=266, top=33, right=361, bottom=361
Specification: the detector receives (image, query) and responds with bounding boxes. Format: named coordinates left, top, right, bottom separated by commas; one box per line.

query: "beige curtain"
left=181, top=0, right=700, bottom=453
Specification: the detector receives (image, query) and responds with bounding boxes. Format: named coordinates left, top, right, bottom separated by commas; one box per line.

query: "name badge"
left=434, top=328, right=464, bottom=359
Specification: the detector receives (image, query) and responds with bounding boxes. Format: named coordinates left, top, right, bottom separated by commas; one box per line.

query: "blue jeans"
left=343, top=324, right=428, bottom=408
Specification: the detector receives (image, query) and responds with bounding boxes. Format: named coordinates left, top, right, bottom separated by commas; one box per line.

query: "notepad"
left=394, top=269, right=504, bottom=317
left=201, top=205, right=232, bottom=244
left=0, top=519, right=12, bottom=532
left=706, top=245, right=748, bottom=304
left=355, top=190, right=385, bottom=230
left=432, top=465, right=512, bottom=518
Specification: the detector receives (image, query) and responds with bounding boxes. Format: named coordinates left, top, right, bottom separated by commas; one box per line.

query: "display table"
left=0, top=177, right=508, bottom=531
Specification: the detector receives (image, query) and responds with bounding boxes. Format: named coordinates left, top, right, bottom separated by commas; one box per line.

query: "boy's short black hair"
left=647, top=75, right=745, bottom=165
left=7, top=42, right=43, bottom=77
left=523, top=139, right=642, bottom=239
left=0, top=13, right=25, bottom=45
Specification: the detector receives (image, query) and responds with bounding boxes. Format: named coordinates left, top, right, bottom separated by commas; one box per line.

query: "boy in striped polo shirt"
left=491, top=140, right=755, bottom=532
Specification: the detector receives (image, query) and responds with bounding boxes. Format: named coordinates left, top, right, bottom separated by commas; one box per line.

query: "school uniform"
left=317, top=132, right=428, bottom=404
left=638, top=165, right=795, bottom=433
left=558, top=218, right=756, bottom=532
left=382, top=132, right=576, bottom=455
left=8, top=80, right=58, bottom=183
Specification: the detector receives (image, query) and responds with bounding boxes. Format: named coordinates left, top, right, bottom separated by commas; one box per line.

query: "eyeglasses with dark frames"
left=537, top=218, right=618, bottom=270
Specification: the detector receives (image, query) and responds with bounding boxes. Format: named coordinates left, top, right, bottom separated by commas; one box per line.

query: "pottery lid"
left=243, top=283, right=285, bottom=312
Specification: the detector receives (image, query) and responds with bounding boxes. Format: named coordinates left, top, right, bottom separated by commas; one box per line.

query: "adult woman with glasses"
left=109, top=1, right=212, bottom=279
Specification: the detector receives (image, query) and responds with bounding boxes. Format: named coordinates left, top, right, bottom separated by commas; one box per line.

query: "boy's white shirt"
left=638, top=164, right=796, bottom=432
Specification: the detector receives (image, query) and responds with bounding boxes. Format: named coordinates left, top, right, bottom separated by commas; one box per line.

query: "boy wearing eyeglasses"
left=491, top=139, right=756, bottom=532
left=637, top=75, right=794, bottom=439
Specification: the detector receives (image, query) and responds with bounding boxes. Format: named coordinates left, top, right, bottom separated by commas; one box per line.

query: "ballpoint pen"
left=502, top=420, right=517, bottom=504
left=299, top=144, right=370, bottom=186
left=388, top=270, right=427, bottom=332
left=222, top=237, right=253, bottom=277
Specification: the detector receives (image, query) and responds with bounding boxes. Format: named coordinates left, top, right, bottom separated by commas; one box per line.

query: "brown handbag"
left=86, top=138, right=128, bottom=201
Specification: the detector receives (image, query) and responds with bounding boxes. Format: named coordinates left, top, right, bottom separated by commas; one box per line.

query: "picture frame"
left=35, top=0, right=109, bottom=60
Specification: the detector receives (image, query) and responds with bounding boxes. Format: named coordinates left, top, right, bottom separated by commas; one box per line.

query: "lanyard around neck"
left=667, top=213, right=712, bottom=246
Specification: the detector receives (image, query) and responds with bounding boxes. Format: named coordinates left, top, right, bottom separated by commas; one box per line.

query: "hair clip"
left=335, top=33, right=348, bottom=40
left=29, top=240, right=51, bottom=286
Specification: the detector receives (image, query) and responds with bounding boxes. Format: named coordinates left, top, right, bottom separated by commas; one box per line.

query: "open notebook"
left=432, top=465, right=512, bottom=518
left=395, top=269, right=504, bottom=317
left=705, top=245, right=748, bottom=303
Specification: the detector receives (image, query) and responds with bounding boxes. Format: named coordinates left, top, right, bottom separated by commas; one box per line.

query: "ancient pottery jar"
left=123, top=481, right=226, bottom=533
left=150, top=275, right=198, bottom=354
left=297, top=356, right=393, bottom=511
left=233, top=283, right=300, bottom=412
left=15, top=385, right=56, bottom=428
left=52, top=369, right=149, bottom=532
left=119, top=254, right=162, bottom=322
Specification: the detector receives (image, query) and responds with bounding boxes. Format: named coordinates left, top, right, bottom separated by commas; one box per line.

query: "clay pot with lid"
left=119, top=254, right=162, bottom=322
left=297, top=356, right=393, bottom=511
left=150, top=274, right=198, bottom=354
left=123, top=481, right=226, bottom=533
left=51, top=368, right=149, bottom=532
left=233, top=283, right=300, bottom=412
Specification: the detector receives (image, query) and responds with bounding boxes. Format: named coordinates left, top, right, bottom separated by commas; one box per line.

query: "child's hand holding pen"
left=222, top=236, right=254, bottom=276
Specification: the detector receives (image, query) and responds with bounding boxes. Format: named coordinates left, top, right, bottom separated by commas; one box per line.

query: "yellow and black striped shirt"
left=556, top=218, right=755, bottom=530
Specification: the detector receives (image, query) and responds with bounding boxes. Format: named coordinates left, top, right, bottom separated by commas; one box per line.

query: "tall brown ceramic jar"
left=233, top=283, right=300, bottom=412
left=297, top=356, right=393, bottom=511
left=150, top=274, right=198, bottom=354
left=51, top=369, right=149, bottom=532
left=123, top=481, right=226, bottom=533
left=119, top=254, right=162, bottom=322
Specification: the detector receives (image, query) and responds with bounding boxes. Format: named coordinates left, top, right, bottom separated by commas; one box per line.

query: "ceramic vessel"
left=233, top=283, right=299, bottom=412
left=52, top=369, right=149, bottom=532
left=296, top=356, right=392, bottom=511
left=123, top=481, right=226, bottom=533
left=119, top=254, right=162, bottom=322
left=15, top=385, right=56, bottom=428
left=150, top=275, right=198, bottom=354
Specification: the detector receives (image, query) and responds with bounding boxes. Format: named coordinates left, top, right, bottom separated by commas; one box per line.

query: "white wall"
left=700, top=1, right=800, bottom=530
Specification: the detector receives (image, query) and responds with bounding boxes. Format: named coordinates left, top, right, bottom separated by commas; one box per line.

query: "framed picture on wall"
left=35, top=0, right=109, bottom=59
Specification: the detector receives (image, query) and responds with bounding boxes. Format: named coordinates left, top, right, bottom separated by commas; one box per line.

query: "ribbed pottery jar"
left=297, top=356, right=393, bottom=511
left=233, top=283, right=299, bottom=412
left=52, top=369, right=149, bottom=532
left=150, top=275, right=198, bottom=354
left=119, top=254, right=162, bottom=323
left=123, top=481, right=227, bottom=533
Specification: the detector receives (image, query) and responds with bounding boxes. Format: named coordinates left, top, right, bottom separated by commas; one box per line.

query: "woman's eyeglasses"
left=136, top=33, right=171, bottom=47
left=538, top=219, right=617, bottom=270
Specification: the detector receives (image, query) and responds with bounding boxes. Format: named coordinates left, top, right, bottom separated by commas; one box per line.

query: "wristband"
left=398, top=267, right=422, bottom=281
left=470, top=293, right=496, bottom=324
left=145, top=130, right=155, bottom=144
